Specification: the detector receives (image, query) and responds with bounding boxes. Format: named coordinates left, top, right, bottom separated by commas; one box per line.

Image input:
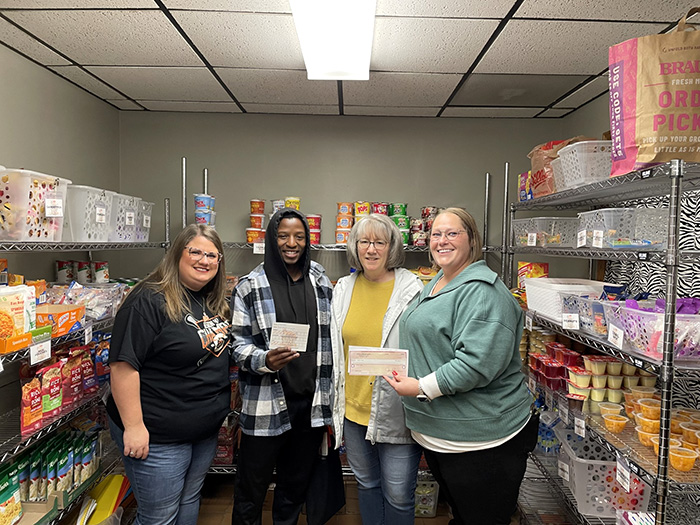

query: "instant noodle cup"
left=607, top=388, right=623, bottom=403
left=309, top=229, right=321, bottom=245
left=671, top=414, right=691, bottom=434
left=250, top=214, right=265, bottom=229
left=591, top=374, right=607, bottom=389
left=271, top=199, right=286, bottom=212
left=623, top=375, right=640, bottom=389
left=635, top=425, right=655, bottom=447
left=284, top=197, right=301, bottom=210
left=335, top=229, right=351, bottom=244
left=389, top=202, right=407, bottom=216
left=680, top=422, right=700, bottom=444
left=598, top=402, right=623, bottom=416
left=669, top=447, right=698, bottom=472
left=246, top=228, right=265, bottom=243
left=651, top=436, right=681, bottom=456
left=306, top=214, right=322, bottom=230
left=421, top=206, right=438, bottom=218
left=391, top=215, right=410, bottom=229
left=337, top=215, right=353, bottom=229
left=354, top=201, right=370, bottom=216
left=399, top=229, right=410, bottom=245
left=370, top=202, right=389, bottom=215
left=250, top=199, right=265, bottom=214
left=638, top=414, right=661, bottom=433
left=194, top=193, right=215, bottom=210
left=337, top=202, right=353, bottom=215
left=195, top=209, right=212, bottom=225
left=638, top=398, right=661, bottom=419
left=602, top=414, right=628, bottom=434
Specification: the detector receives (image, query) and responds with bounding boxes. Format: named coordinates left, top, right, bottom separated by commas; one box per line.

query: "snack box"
left=0, top=325, right=52, bottom=354
left=36, top=305, right=85, bottom=338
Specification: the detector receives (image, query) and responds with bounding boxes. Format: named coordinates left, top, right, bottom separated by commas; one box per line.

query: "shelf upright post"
left=483, top=171, right=490, bottom=248
left=501, top=162, right=513, bottom=287
left=655, top=159, right=683, bottom=525
left=203, top=168, right=208, bottom=195
left=182, top=157, right=187, bottom=229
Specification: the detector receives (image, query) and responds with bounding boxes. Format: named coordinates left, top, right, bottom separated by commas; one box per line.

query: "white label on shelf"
left=525, top=313, right=533, bottom=331
left=616, top=454, right=631, bottom=493
left=592, top=230, right=604, bottom=248
left=559, top=403, right=569, bottom=425
left=45, top=198, right=64, bottom=218
left=95, top=204, right=107, bottom=224
left=527, top=232, right=537, bottom=247
left=545, top=389, right=554, bottom=409
left=125, top=210, right=136, bottom=226
left=562, top=312, right=580, bottom=330
left=143, top=214, right=151, bottom=228
left=30, top=340, right=51, bottom=366
left=253, top=242, right=265, bottom=255
left=574, top=415, right=586, bottom=438
left=608, top=324, right=624, bottom=349
left=557, top=460, right=570, bottom=482
left=528, top=376, right=536, bottom=394
left=84, top=322, right=93, bottom=345
left=577, top=230, right=587, bottom=248
left=0, top=357, right=4, bottom=373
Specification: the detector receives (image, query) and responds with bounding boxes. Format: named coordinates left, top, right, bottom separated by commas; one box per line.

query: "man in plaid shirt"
left=231, top=207, right=333, bottom=524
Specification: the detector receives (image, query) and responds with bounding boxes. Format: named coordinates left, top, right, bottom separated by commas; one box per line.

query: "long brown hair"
left=135, top=224, right=230, bottom=322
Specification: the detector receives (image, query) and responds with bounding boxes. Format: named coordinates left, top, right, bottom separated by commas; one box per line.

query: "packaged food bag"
left=609, top=7, right=700, bottom=176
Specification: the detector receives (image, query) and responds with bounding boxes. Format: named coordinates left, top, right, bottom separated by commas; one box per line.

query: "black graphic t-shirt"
left=106, top=286, right=231, bottom=443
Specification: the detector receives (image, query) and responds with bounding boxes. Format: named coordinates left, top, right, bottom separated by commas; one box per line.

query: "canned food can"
left=271, top=199, right=286, bottom=212
left=391, top=215, right=410, bottom=229
left=250, top=199, right=265, bottom=214
left=91, top=261, right=110, bottom=283
left=285, top=197, right=301, bottom=210
left=250, top=214, right=265, bottom=229
left=55, top=260, right=74, bottom=284
left=306, top=214, right=322, bottom=230
left=389, top=203, right=407, bottom=216
left=74, top=261, right=92, bottom=284
left=421, top=206, right=438, bottom=219
left=371, top=202, right=389, bottom=215
left=336, top=215, right=354, bottom=229
left=335, top=229, right=351, bottom=244
left=354, top=201, right=370, bottom=216
left=337, top=202, right=353, bottom=215
left=309, top=229, right=321, bottom=245
left=246, top=228, right=265, bottom=243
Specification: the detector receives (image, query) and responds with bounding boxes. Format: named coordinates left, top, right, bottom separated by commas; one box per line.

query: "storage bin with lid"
left=64, top=185, right=115, bottom=242
left=0, top=168, right=71, bottom=241
left=108, top=193, right=142, bottom=242
left=558, top=140, right=613, bottom=188
left=135, top=201, right=154, bottom=242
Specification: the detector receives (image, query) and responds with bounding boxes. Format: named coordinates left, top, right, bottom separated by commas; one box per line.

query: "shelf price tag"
left=592, top=230, right=604, bottom=248
left=632, top=357, right=644, bottom=369
left=616, top=454, right=631, bottom=493
left=559, top=403, right=569, bottom=425
left=527, top=233, right=537, bottom=247
left=525, top=313, right=533, bottom=331
left=30, top=340, right=51, bottom=366
left=557, top=459, right=570, bottom=482
left=95, top=202, right=107, bottom=224
left=545, top=389, right=554, bottom=409
left=577, top=230, right=587, bottom=248
left=562, top=312, right=580, bottom=330
left=45, top=197, right=64, bottom=218
left=84, top=322, right=93, bottom=345
left=125, top=210, right=136, bottom=226
left=252, top=242, right=265, bottom=255
left=0, top=357, right=4, bottom=374
left=528, top=375, right=536, bottom=395
left=608, top=325, right=625, bottom=349
left=143, top=214, right=152, bottom=228
left=574, top=415, right=586, bottom=438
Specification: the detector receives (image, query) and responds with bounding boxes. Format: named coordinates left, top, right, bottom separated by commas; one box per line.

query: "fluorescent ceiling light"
left=290, top=0, right=377, bottom=81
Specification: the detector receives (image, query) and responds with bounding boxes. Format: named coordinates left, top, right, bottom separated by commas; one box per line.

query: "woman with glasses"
left=106, top=224, right=232, bottom=525
left=330, top=214, right=423, bottom=525
left=385, top=208, right=537, bottom=525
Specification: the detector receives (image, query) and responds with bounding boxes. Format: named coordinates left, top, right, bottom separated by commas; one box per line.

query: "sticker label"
left=559, top=403, right=569, bottom=425
left=30, top=340, right=51, bottom=366
left=525, top=313, right=533, bottom=331
left=125, top=210, right=136, bottom=226
left=592, top=230, right=604, bottom=248
left=558, top=460, right=570, bottom=482
left=84, top=323, right=93, bottom=345
left=562, top=313, right=580, bottom=330
left=577, top=230, right=586, bottom=248
left=143, top=214, right=152, bottom=228
left=574, top=415, right=586, bottom=438
left=95, top=204, right=107, bottom=224
left=616, top=454, right=631, bottom=493
left=609, top=325, right=624, bottom=349
left=253, top=242, right=265, bottom=255
left=45, top=198, right=64, bottom=218
left=527, top=233, right=537, bottom=247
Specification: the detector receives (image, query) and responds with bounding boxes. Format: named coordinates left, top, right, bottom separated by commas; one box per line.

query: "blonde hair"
left=346, top=215, right=405, bottom=271
left=431, top=207, right=483, bottom=268
left=134, top=224, right=230, bottom=322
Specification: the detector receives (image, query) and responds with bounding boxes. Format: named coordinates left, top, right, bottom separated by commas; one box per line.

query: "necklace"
left=187, top=290, right=209, bottom=320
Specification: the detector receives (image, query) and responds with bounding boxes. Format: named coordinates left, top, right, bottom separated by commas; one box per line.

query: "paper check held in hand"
left=348, top=346, right=409, bottom=376
left=269, top=322, right=310, bottom=352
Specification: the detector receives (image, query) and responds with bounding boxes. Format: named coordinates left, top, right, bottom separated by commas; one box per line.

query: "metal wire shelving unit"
left=507, top=160, right=700, bottom=525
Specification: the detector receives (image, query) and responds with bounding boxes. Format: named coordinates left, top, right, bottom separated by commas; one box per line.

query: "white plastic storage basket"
left=550, top=157, right=566, bottom=193
left=64, top=185, right=115, bottom=242
left=559, top=141, right=613, bottom=188
left=0, top=169, right=71, bottom=241
left=578, top=208, right=667, bottom=250
left=135, top=201, right=154, bottom=242
left=533, top=217, right=579, bottom=247
left=108, top=193, right=142, bottom=242
left=523, top=278, right=608, bottom=323
left=512, top=218, right=533, bottom=246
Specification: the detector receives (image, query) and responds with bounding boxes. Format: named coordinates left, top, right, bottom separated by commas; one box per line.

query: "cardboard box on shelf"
left=36, top=305, right=85, bottom=338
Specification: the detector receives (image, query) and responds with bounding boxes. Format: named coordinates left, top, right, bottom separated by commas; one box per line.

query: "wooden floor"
left=196, top=475, right=453, bottom=525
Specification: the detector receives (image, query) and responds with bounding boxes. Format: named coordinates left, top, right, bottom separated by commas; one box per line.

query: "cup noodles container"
left=421, top=206, right=438, bottom=219
left=285, top=197, right=301, bottom=210
left=354, top=201, right=370, bottom=216
left=412, top=231, right=428, bottom=246
left=335, top=228, right=351, bottom=244
left=337, top=215, right=354, bottom=229
left=390, top=203, right=407, bottom=216
left=250, top=199, right=265, bottom=214
left=271, top=199, right=285, bottom=212
left=400, top=229, right=410, bottom=245
left=246, top=228, right=265, bottom=243
left=309, top=229, right=321, bottom=245
left=391, top=215, right=410, bottom=229
left=73, top=261, right=92, bottom=284
left=250, top=214, right=265, bottom=229
left=371, top=202, right=389, bottom=215
left=194, top=193, right=215, bottom=210
left=306, top=214, right=322, bottom=230
left=410, top=218, right=424, bottom=232
left=90, top=261, right=109, bottom=283
left=337, top=202, right=353, bottom=215
left=55, top=260, right=74, bottom=284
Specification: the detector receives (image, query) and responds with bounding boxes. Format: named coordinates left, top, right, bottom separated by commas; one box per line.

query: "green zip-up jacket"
left=399, top=260, right=531, bottom=442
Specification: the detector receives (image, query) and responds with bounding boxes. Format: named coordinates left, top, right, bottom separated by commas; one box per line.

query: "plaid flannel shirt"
left=231, top=261, right=334, bottom=436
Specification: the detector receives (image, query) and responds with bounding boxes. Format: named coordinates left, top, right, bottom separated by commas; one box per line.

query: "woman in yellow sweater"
left=331, top=214, right=423, bottom=525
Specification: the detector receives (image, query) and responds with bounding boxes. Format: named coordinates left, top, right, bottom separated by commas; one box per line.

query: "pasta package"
left=0, top=286, right=27, bottom=338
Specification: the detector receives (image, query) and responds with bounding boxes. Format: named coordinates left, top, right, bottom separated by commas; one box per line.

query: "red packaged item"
left=21, top=377, right=42, bottom=436
left=540, top=358, right=565, bottom=379
left=38, top=361, right=63, bottom=420
left=555, top=348, right=582, bottom=367
left=545, top=341, right=566, bottom=359
left=61, top=355, right=83, bottom=411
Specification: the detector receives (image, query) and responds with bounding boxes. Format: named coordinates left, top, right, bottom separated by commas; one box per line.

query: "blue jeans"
left=343, top=419, right=421, bottom=525
left=109, top=416, right=217, bottom=525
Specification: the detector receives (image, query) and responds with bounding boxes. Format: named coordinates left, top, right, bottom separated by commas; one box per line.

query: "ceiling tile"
left=475, top=20, right=667, bottom=75
left=172, top=11, right=302, bottom=69
left=441, top=107, right=542, bottom=118
left=0, top=1, right=152, bottom=6
left=517, top=0, right=691, bottom=22
left=139, top=100, right=242, bottom=113
left=243, top=103, right=338, bottom=115
left=537, top=108, right=572, bottom=118
left=554, top=75, right=609, bottom=108
left=372, top=17, right=498, bottom=73
left=0, top=18, right=70, bottom=65
left=84, top=67, right=231, bottom=101
left=3, top=10, right=202, bottom=66
left=49, top=65, right=126, bottom=99
left=106, top=99, right=143, bottom=110
left=343, top=72, right=461, bottom=107
left=345, top=106, right=439, bottom=117
left=376, top=0, right=514, bottom=18
left=163, top=0, right=290, bottom=12
left=217, top=68, right=337, bottom=105
left=450, top=74, right=588, bottom=107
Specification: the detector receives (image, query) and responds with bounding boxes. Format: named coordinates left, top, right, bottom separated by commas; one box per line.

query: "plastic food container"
left=623, top=375, right=640, bottom=389
left=638, top=414, right=661, bottom=434
left=567, top=366, right=591, bottom=387
left=669, top=447, right=698, bottom=472
left=606, top=359, right=623, bottom=376
left=591, top=374, right=607, bottom=389
left=650, top=436, right=681, bottom=456
left=590, top=387, right=607, bottom=402
left=635, top=425, right=655, bottom=447
left=639, top=376, right=657, bottom=387
left=556, top=348, right=582, bottom=367
left=603, top=414, right=628, bottom=434
left=679, top=422, right=700, bottom=444
left=566, top=393, right=587, bottom=412
left=606, top=375, right=623, bottom=389
left=671, top=415, right=691, bottom=434
left=638, top=398, right=661, bottom=420
left=681, top=440, right=699, bottom=452
left=598, top=402, right=622, bottom=416
left=621, top=362, right=638, bottom=376
left=542, top=373, right=563, bottom=391
left=542, top=358, right=565, bottom=378
left=607, top=389, right=624, bottom=404
left=582, top=355, right=607, bottom=375
left=566, top=379, right=592, bottom=399
left=629, top=386, right=657, bottom=401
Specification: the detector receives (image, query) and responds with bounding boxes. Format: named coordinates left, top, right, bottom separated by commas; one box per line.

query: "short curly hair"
left=346, top=215, right=406, bottom=271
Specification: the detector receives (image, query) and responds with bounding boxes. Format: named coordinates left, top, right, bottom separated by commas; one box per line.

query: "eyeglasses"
left=357, top=239, right=388, bottom=249
left=185, top=246, right=222, bottom=263
left=430, top=230, right=467, bottom=241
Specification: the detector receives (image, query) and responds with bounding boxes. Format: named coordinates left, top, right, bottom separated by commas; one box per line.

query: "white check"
left=348, top=346, right=409, bottom=376
left=269, top=322, right=310, bottom=352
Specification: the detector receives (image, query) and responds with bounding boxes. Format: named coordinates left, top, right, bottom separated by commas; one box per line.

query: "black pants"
left=232, top=424, right=325, bottom=525
left=423, top=412, right=539, bottom=525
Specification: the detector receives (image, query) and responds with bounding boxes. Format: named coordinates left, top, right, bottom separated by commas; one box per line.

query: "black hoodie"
left=264, top=208, right=318, bottom=424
